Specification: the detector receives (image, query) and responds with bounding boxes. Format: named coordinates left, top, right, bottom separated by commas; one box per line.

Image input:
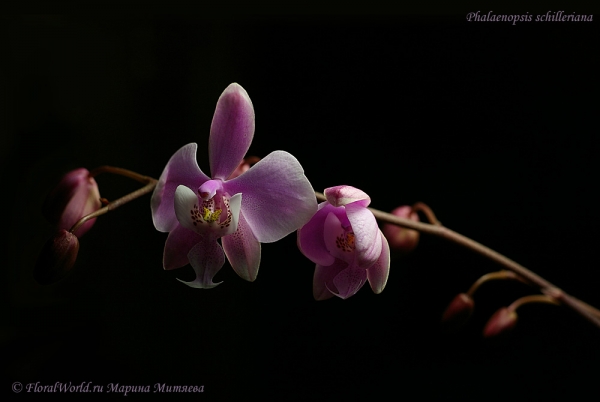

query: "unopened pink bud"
left=441, top=293, right=475, bottom=331
left=42, top=168, right=101, bottom=237
left=382, top=205, right=420, bottom=253
left=483, top=308, right=518, bottom=338
left=34, top=229, right=80, bottom=285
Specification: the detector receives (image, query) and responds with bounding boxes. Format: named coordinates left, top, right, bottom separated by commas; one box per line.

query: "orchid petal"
left=328, top=266, right=368, bottom=300
left=325, top=185, right=371, bottom=208
left=345, top=202, right=382, bottom=269
left=222, top=210, right=261, bottom=282
left=225, top=150, right=317, bottom=243
left=174, top=185, right=202, bottom=234
left=225, top=193, right=242, bottom=236
left=209, top=83, right=255, bottom=180
left=178, top=239, right=225, bottom=289
left=151, top=143, right=210, bottom=232
left=313, top=259, right=348, bottom=301
left=367, top=231, right=391, bottom=294
left=163, top=223, right=202, bottom=270
left=297, top=202, right=336, bottom=267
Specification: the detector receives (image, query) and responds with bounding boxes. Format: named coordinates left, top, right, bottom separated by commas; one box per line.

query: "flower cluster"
left=39, top=83, right=398, bottom=301
left=150, top=84, right=393, bottom=298
left=35, top=81, right=600, bottom=336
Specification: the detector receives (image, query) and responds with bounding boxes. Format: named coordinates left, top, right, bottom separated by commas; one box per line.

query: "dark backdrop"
left=2, top=11, right=599, bottom=401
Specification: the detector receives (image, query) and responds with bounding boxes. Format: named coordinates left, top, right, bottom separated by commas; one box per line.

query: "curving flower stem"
left=466, top=270, right=527, bottom=298
left=508, top=294, right=560, bottom=311
left=67, top=174, right=600, bottom=329
left=315, top=192, right=600, bottom=329
left=89, top=165, right=155, bottom=183
left=69, top=167, right=157, bottom=235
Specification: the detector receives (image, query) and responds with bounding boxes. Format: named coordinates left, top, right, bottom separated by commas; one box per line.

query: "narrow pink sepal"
left=209, top=83, right=255, bottom=180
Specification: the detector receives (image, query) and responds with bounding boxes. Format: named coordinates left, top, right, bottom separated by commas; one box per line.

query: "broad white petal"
left=174, top=185, right=202, bottom=234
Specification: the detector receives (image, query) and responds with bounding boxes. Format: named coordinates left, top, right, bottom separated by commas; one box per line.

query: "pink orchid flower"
left=151, top=83, right=317, bottom=288
left=297, top=185, right=390, bottom=300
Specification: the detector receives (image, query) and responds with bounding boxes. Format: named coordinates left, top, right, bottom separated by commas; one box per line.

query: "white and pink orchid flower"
left=297, top=186, right=390, bottom=300
left=151, top=83, right=317, bottom=288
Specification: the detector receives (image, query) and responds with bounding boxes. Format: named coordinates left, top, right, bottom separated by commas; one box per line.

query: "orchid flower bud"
left=382, top=205, right=420, bottom=253
left=441, top=293, right=475, bottom=332
left=483, top=307, right=518, bottom=338
left=42, top=168, right=101, bottom=237
left=34, top=229, right=80, bottom=285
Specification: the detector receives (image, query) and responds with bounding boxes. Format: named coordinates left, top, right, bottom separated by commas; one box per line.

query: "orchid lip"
left=174, top=185, right=241, bottom=239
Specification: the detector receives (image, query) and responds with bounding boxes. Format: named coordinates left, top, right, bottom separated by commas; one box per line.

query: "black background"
left=2, top=10, right=599, bottom=401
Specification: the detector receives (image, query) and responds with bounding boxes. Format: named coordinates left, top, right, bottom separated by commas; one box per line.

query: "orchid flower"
left=297, top=185, right=390, bottom=300
left=151, top=83, right=317, bottom=288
